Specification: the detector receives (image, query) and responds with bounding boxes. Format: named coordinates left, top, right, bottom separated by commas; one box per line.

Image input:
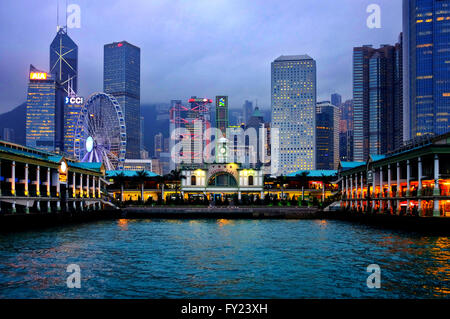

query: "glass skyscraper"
left=271, top=55, right=317, bottom=175
left=26, top=65, right=60, bottom=152
left=104, top=41, right=141, bottom=159
left=316, top=101, right=340, bottom=170
left=403, top=0, right=450, bottom=140
left=50, top=27, right=78, bottom=95
left=63, top=95, right=84, bottom=156
left=353, top=42, right=403, bottom=161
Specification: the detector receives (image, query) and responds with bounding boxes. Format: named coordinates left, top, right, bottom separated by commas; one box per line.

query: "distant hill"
left=0, top=102, right=26, bottom=144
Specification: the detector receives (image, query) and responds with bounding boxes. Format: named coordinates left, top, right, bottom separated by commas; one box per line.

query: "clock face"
left=60, top=162, right=67, bottom=173
left=220, top=147, right=227, bottom=154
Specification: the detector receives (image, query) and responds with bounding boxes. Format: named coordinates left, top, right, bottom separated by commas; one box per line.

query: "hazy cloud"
left=0, top=0, right=402, bottom=112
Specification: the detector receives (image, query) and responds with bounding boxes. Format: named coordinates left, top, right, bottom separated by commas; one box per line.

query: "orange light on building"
left=29, top=72, right=47, bottom=80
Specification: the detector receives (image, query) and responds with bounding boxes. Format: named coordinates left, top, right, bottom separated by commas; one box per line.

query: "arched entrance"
left=208, top=172, right=238, bottom=187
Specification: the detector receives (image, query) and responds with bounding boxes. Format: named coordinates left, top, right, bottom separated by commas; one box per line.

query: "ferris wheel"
left=74, top=92, right=126, bottom=170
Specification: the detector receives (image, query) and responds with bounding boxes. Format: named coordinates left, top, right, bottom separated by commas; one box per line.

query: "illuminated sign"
left=216, top=96, right=228, bottom=108
left=189, top=98, right=213, bottom=103
left=65, top=96, right=84, bottom=105
left=59, top=161, right=68, bottom=183
left=117, top=43, right=123, bottom=47
left=29, top=72, right=47, bottom=80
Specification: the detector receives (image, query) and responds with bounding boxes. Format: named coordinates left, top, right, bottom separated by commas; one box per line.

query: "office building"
left=123, top=159, right=153, bottom=172
left=403, top=0, right=450, bottom=140
left=63, top=94, right=84, bottom=156
left=339, top=99, right=354, bottom=161
left=154, top=132, right=163, bottom=158
left=104, top=41, right=141, bottom=159
left=50, top=27, right=78, bottom=95
left=331, top=93, right=342, bottom=107
left=316, top=101, right=340, bottom=170
left=243, top=100, right=253, bottom=124
left=215, top=96, right=229, bottom=137
left=271, top=55, right=317, bottom=175
left=169, top=97, right=212, bottom=168
left=353, top=42, right=403, bottom=161
left=2, top=128, right=15, bottom=143
left=26, top=65, right=63, bottom=152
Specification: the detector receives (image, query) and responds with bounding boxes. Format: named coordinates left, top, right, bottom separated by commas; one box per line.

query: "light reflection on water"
left=0, top=219, right=449, bottom=299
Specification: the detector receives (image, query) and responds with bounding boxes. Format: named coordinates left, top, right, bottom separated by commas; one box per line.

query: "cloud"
left=0, top=0, right=402, bottom=112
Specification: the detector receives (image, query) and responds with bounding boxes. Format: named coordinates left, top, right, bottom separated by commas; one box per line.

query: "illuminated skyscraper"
left=353, top=42, right=403, bottom=161
left=50, top=27, right=78, bottom=95
left=63, top=93, right=84, bottom=156
left=403, top=0, right=450, bottom=140
left=26, top=65, right=62, bottom=152
left=215, top=96, right=229, bottom=137
left=104, top=41, right=141, bottom=159
left=316, top=101, right=340, bottom=170
left=271, top=55, right=317, bottom=175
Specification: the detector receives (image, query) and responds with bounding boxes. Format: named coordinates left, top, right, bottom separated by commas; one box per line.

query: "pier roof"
left=287, top=170, right=337, bottom=178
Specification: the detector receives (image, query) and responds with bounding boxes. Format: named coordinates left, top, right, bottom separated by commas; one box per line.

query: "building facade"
left=104, top=41, right=141, bottom=159
left=63, top=94, right=84, bottom=156
left=26, top=65, right=62, bottom=152
left=403, top=0, right=450, bottom=141
left=50, top=27, right=78, bottom=95
left=123, top=159, right=153, bottom=171
left=339, top=132, right=450, bottom=217
left=316, top=101, right=340, bottom=170
left=181, top=163, right=264, bottom=201
left=340, top=99, right=354, bottom=162
left=271, top=55, right=317, bottom=175
left=243, top=100, right=254, bottom=125
left=331, top=93, right=342, bottom=107
left=0, top=140, right=106, bottom=214
left=353, top=42, right=403, bottom=161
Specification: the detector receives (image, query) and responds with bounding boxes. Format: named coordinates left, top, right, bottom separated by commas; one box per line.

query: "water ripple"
left=0, top=219, right=449, bottom=298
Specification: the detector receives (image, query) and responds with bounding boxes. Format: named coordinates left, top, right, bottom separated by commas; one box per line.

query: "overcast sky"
left=0, top=0, right=402, bottom=113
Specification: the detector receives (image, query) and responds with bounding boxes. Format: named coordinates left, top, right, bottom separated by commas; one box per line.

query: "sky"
left=0, top=0, right=402, bottom=113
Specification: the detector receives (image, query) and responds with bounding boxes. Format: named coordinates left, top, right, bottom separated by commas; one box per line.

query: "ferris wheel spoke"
left=74, top=92, right=126, bottom=169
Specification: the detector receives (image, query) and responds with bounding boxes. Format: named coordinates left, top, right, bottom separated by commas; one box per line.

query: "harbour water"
left=0, top=219, right=449, bottom=299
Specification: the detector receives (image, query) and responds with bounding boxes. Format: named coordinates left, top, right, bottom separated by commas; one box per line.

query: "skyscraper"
left=243, top=100, right=253, bottom=125
left=26, top=65, right=61, bottom=152
left=63, top=94, right=84, bottom=156
left=104, top=41, right=141, bottom=159
left=271, top=55, right=317, bottom=175
left=50, top=27, right=78, bottom=95
left=403, top=0, right=450, bottom=140
left=316, top=101, right=340, bottom=170
left=353, top=42, right=403, bottom=161
left=339, top=99, right=354, bottom=162
left=215, top=96, right=229, bottom=137
left=331, top=93, right=342, bottom=107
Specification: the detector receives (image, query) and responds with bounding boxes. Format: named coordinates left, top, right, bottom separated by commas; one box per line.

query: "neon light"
left=117, top=43, right=123, bottom=47
left=30, top=72, right=47, bottom=80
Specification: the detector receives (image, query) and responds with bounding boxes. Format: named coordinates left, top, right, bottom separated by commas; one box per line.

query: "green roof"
left=69, top=162, right=103, bottom=172
left=251, top=107, right=263, bottom=118
left=0, top=145, right=61, bottom=164
left=340, top=161, right=365, bottom=170
left=370, top=155, right=386, bottom=162
left=287, top=170, right=337, bottom=177
left=106, top=170, right=159, bottom=178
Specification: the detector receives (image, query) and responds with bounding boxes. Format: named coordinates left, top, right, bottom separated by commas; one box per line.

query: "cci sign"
left=65, top=96, right=84, bottom=105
